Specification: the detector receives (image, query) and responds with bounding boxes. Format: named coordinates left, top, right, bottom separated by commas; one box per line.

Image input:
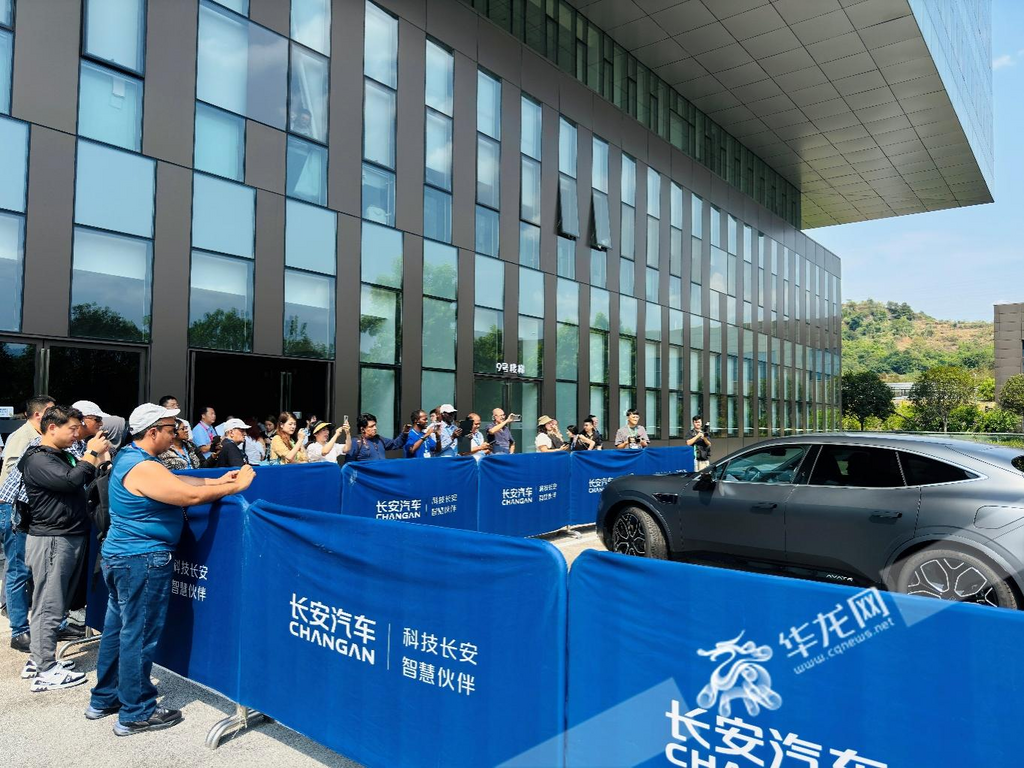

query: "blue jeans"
left=0, top=503, right=31, bottom=638
left=89, top=551, right=173, bottom=723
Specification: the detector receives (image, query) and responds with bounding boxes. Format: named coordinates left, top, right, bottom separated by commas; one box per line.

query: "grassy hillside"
left=842, top=299, right=993, bottom=381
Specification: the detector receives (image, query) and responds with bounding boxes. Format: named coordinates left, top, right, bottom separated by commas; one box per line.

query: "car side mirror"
left=694, top=471, right=716, bottom=491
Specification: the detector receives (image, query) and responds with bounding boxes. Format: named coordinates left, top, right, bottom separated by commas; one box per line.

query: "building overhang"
left=566, top=0, right=993, bottom=227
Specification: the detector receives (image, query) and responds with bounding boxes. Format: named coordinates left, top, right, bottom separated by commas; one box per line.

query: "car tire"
left=894, top=547, right=1018, bottom=610
left=610, top=506, right=667, bottom=560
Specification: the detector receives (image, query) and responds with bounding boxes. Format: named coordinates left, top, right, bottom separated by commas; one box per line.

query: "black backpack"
left=85, top=461, right=114, bottom=543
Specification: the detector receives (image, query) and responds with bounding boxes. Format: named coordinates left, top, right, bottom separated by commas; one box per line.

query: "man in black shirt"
left=586, top=414, right=604, bottom=449
left=216, top=419, right=251, bottom=468
left=686, top=415, right=712, bottom=472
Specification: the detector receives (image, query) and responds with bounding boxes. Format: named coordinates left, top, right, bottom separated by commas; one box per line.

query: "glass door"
left=472, top=376, right=540, bottom=452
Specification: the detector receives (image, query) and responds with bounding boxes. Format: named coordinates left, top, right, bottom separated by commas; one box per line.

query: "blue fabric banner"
left=567, top=449, right=648, bottom=526
left=642, top=446, right=695, bottom=477
left=238, top=501, right=567, bottom=768
left=477, top=452, right=571, bottom=536
left=567, top=550, right=1024, bottom=767
left=177, top=462, right=343, bottom=514
left=340, top=456, right=479, bottom=530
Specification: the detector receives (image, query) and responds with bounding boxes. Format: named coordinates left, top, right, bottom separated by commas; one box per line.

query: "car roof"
left=759, top=432, right=1023, bottom=457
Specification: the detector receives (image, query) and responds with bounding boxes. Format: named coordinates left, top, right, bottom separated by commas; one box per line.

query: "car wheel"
left=895, top=548, right=1018, bottom=610
left=610, top=506, right=667, bottom=559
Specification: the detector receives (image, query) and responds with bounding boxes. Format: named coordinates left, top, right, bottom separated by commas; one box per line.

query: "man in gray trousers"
left=18, top=404, right=109, bottom=690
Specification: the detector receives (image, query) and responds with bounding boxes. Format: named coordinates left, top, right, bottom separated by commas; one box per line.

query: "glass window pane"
left=592, top=136, right=608, bottom=193
left=473, top=307, right=503, bottom=373
left=364, top=1, right=398, bottom=88
left=621, top=203, right=634, bottom=258
left=284, top=269, right=334, bottom=357
left=361, top=222, right=403, bottom=288
left=559, top=118, right=576, bottom=177
left=477, top=135, right=500, bottom=208
left=0, top=116, right=28, bottom=213
left=521, top=96, right=541, bottom=159
left=422, top=297, right=456, bottom=367
left=0, top=30, right=11, bottom=115
left=519, top=268, right=544, bottom=318
left=423, top=187, right=451, bottom=243
left=195, top=103, right=245, bottom=181
left=592, top=191, right=611, bottom=249
left=75, top=141, right=155, bottom=239
left=425, top=110, right=453, bottom=190
left=646, top=216, right=660, bottom=266
left=364, top=80, right=396, bottom=168
left=0, top=211, right=25, bottom=331
left=671, top=183, right=682, bottom=228
left=426, top=41, right=453, bottom=116
left=286, top=200, right=336, bottom=274
left=521, top=156, right=541, bottom=225
left=589, top=385, right=607, bottom=428
left=287, top=135, right=327, bottom=204
left=189, top=250, right=253, bottom=351
left=289, top=45, right=329, bottom=143
left=477, top=70, right=501, bottom=140
left=421, top=240, right=457, bottom=300
left=211, top=0, right=248, bottom=13
left=197, top=2, right=288, bottom=129
left=0, top=0, right=9, bottom=28
left=621, top=155, right=635, bottom=206
left=557, top=236, right=575, bottom=279
left=474, top=254, right=504, bottom=310
left=519, top=222, right=539, bottom=268
left=422, top=370, right=455, bottom=414
left=362, top=164, right=396, bottom=226
left=646, top=267, right=659, bottom=303
left=359, top=284, right=400, bottom=364
left=556, top=278, right=578, bottom=323
left=692, top=193, right=703, bottom=238
left=84, top=0, right=146, bottom=73
left=590, top=287, right=609, bottom=330
left=620, top=258, right=634, bottom=295
left=620, top=295, right=637, bottom=336
left=647, top=168, right=661, bottom=217
left=475, top=206, right=499, bottom=257
left=191, top=173, right=254, bottom=257
left=558, top=176, right=579, bottom=238
left=291, top=0, right=331, bottom=55
left=71, top=227, right=152, bottom=341
left=78, top=62, right=142, bottom=152
left=556, top=382, right=577, bottom=430
left=590, top=248, right=606, bottom=288
left=360, top=367, right=396, bottom=437
left=589, top=332, right=607, bottom=383
left=519, top=315, right=543, bottom=377
left=556, top=323, right=578, bottom=380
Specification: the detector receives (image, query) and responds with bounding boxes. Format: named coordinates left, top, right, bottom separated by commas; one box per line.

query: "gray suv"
left=597, top=434, right=1024, bottom=609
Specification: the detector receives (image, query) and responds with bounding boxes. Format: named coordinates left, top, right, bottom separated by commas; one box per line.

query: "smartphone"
left=343, top=414, right=349, bottom=426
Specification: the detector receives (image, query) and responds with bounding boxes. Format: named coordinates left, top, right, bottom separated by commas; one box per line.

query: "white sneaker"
left=29, top=664, right=87, bottom=692
left=21, top=658, right=75, bottom=680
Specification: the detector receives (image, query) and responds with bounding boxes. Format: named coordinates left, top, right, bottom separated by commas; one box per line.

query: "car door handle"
left=870, top=510, right=902, bottom=520
left=751, top=502, right=777, bottom=513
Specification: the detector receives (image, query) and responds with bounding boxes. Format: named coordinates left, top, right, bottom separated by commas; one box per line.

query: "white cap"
left=71, top=400, right=111, bottom=419
left=128, top=403, right=180, bottom=434
left=221, top=418, right=248, bottom=433
left=439, top=404, right=457, bottom=414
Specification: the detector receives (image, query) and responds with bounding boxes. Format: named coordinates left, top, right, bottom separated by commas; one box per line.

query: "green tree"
left=71, top=302, right=147, bottom=342
left=189, top=308, right=252, bottom=351
left=979, top=407, right=1022, bottom=434
left=998, top=374, right=1024, bottom=431
left=909, top=366, right=976, bottom=433
left=977, top=376, right=996, bottom=401
left=841, top=371, right=895, bottom=430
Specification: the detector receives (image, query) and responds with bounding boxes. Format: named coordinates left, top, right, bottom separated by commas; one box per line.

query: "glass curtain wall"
left=362, top=1, right=397, bottom=226
left=519, top=95, right=541, bottom=267
left=422, top=240, right=458, bottom=410
left=0, top=116, right=28, bottom=331
left=620, top=154, right=635, bottom=295
left=476, top=69, right=501, bottom=257
left=284, top=200, right=336, bottom=357
left=425, top=40, right=453, bottom=242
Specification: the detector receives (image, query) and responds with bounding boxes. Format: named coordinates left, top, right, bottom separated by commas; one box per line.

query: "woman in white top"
left=306, top=420, right=351, bottom=463
left=535, top=415, right=568, bottom=452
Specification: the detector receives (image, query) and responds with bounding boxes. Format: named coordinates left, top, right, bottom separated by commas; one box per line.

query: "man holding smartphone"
left=70, top=401, right=112, bottom=460
left=686, top=415, right=712, bottom=471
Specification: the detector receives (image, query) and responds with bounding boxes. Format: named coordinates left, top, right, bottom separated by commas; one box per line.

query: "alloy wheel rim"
left=906, top=557, right=1001, bottom=607
left=612, top=511, right=647, bottom=556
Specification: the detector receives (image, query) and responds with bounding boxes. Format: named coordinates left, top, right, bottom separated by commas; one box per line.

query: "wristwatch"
left=88, top=450, right=101, bottom=458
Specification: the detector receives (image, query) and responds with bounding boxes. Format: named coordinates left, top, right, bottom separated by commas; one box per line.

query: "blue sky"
left=811, top=0, right=1021, bottom=323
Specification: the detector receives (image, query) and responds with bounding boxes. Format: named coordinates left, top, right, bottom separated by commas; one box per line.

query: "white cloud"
left=993, top=53, right=1015, bottom=69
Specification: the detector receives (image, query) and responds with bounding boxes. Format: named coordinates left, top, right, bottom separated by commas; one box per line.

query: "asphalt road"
left=0, top=529, right=603, bottom=767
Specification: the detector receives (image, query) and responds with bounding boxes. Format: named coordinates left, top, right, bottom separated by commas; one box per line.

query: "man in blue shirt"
left=434, top=404, right=463, bottom=458
left=404, top=410, right=438, bottom=459
left=346, top=413, right=410, bottom=461
left=86, top=403, right=255, bottom=736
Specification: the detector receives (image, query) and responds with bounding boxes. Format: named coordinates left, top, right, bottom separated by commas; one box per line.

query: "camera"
left=509, top=413, right=522, bottom=422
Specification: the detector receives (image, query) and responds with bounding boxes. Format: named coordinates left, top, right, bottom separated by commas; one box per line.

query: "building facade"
left=0, top=0, right=992, bottom=454
left=994, top=303, right=1024, bottom=400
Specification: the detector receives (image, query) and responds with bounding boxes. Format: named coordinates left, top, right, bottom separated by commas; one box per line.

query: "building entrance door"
left=472, top=376, right=540, bottom=451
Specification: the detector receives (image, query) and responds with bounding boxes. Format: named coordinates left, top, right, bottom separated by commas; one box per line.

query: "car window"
left=899, top=452, right=972, bottom=486
left=809, top=445, right=904, bottom=488
left=722, top=445, right=808, bottom=484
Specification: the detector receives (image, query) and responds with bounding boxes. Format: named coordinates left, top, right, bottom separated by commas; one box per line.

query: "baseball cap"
left=537, top=415, right=553, bottom=426
left=72, top=400, right=111, bottom=419
left=128, top=403, right=181, bottom=434
left=439, top=404, right=457, bottom=414
left=221, top=418, right=249, bottom=433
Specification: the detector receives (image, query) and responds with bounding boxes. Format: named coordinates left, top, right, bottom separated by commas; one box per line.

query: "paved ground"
left=0, top=529, right=603, bottom=767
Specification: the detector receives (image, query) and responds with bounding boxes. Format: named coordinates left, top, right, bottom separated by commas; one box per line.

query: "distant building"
left=887, top=383, right=914, bottom=401
left=995, top=303, right=1024, bottom=399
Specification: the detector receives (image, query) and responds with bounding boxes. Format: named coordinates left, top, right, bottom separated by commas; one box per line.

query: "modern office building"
left=995, top=303, right=1024, bottom=400
left=0, top=0, right=993, bottom=453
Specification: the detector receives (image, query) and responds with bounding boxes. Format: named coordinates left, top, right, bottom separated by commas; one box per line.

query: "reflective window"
left=520, top=157, right=541, bottom=225
left=423, top=297, right=456, bottom=368
left=592, top=136, right=609, bottom=193
left=78, top=62, right=142, bottom=151
left=364, top=80, right=396, bottom=168
left=620, top=295, right=638, bottom=336
left=362, top=164, right=395, bottom=226
left=589, top=249, right=607, bottom=288
left=477, top=70, right=501, bottom=140
left=425, top=110, right=453, bottom=190
left=900, top=452, right=972, bottom=486
left=556, top=324, right=579, bottom=380
left=692, top=194, right=703, bottom=238
left=621, top=155, right=636, bottom=206
left=75, top=141, right=155, bottom=239
left=558, top=176, right=579, bottom=238
left=361, top=222, right=402, bottom=288
left=474, top=255, right=504, bottom=310
left=646, top=216, right=660, bottom=266
left=620, top=258, right=634, bottom=296
left=0, top=211, right=25, bottom=331
left=810, top=446, right=903, bottom=488
left=359, top=284, right=399, bottom=364
left=647, top=168, right=661, bottom=217
left=425, top=41, right=453, bottom=116
left=590, top=287, right=610, bottom=330
left=211, top=0, right=248, bottom=14
left=189, top=250, right=253, bottom=351
left=291, top=0, right=331, bottom=56
left=520, top=268, right=544, bottom=318
left=0, top=116, right=29, bottom=213
left=621, top=203, right=634, bottom=259
left=519, top=315, right=543, bottom=377
left=361, top=367, right=396, bottom=437
left=477, top=135, right=501, bottom=208
left=287, top=135, right=327, bottom=204
left=285, top=270, right=335, bottom=358
left=195, top=103, right=245, bottom=181
left=423, top=240, right=457, bottom=300
left=723, top=444, right=809, bottom=484
left=423, top=187, right=451, bottom=243
left=289, top=45, right=329, bottom=143
left=521, top=96, right=541, bottom=159
left=364, top=1, right=398, bottom=88
left=197, top=1, right=288, bottom=129
left=473, top=307, right=503, bottom=373
left=519, top=222, right=539, bottom=268
left=423, top=371, right=455, bottom=414
left=84, top=0, right=146, bottom=74
left=557, top=278, right=579, bottom=324
left=0, top=0, right=9, bottom=27
left=591, top=190, right=612, bottom=247
left=0, top=29, right=10, bottom=115
left=71, top=227, right=152, bottom=341
left=286, top=200, right=336, bottom=275
left=559, top=118, right=576, bottom=177
left=475, top=206, right=499, bottom=257
left=191, top=173, right=254, bottom=258
left=557, top=236, right=575, bottom=279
